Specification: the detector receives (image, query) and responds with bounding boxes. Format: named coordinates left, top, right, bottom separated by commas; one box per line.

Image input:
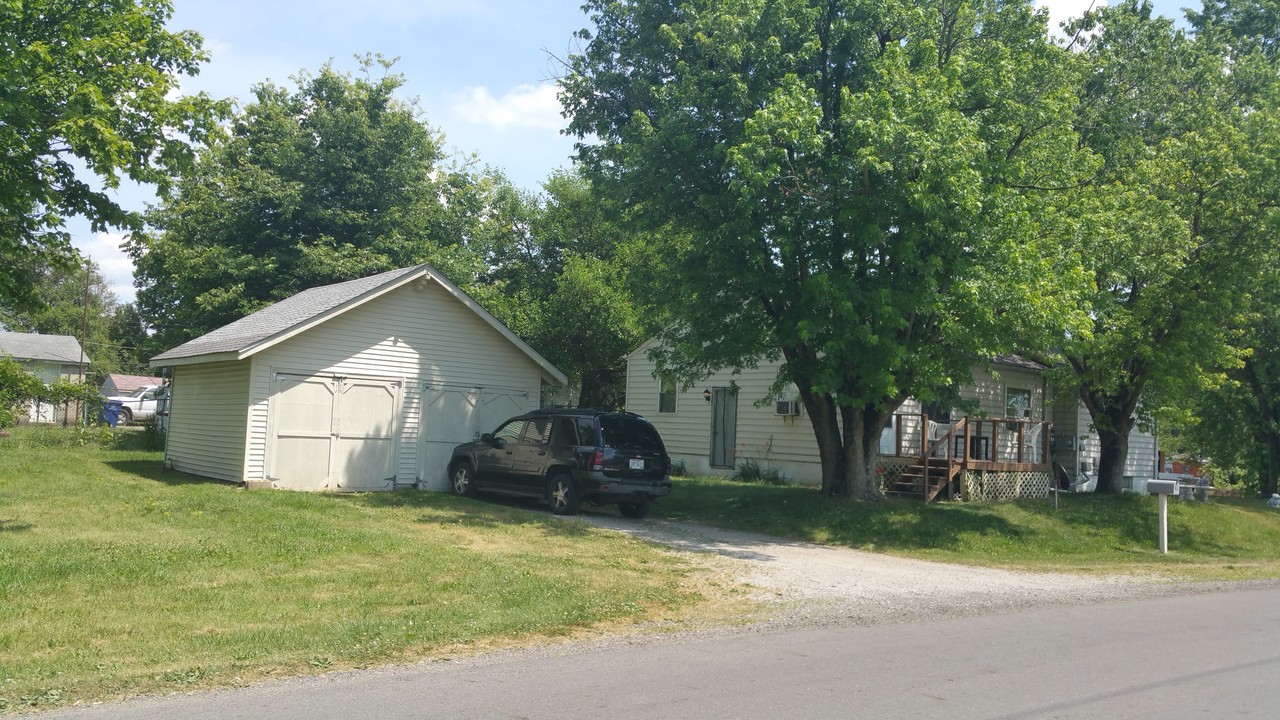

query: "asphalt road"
left=40, top=585, right=1278, bottom=719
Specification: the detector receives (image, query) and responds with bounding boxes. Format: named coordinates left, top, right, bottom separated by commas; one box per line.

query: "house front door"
left=709, top=387, right=737, bottom=468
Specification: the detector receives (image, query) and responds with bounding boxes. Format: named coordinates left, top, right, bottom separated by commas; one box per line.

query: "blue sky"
left=72, top=0, right=1191, bottom=302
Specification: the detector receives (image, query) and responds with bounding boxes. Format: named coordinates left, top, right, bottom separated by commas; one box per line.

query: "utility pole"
left=76, top=261, right=89, bottom=426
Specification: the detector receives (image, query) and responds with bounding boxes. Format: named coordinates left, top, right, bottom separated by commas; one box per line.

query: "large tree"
left=131, top=58, right=468, bottom=350
left=0, top=0, right=223, bottom=310
left=562, top=0, right=1091, bottom=498
left=1052, top=1, right=1280, bottom=493
left=1181, top=277, right=1280, bottom=497
left=490, top=170, right=660, bottom=409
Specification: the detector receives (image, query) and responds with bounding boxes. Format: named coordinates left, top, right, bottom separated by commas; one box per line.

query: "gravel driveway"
left=579, top=514, right=1248, bottom=628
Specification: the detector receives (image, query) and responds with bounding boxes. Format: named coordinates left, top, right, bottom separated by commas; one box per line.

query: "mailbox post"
left=1146, top=479, right=1180, bottom=554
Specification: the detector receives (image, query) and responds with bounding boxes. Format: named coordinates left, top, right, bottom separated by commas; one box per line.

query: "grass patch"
left=656, top=476, right=1280, bottom=579
left=0, top=428, right=722, bottom=713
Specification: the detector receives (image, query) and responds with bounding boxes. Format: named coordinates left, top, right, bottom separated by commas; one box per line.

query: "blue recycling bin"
left=100, top=400, right=124, bottom=427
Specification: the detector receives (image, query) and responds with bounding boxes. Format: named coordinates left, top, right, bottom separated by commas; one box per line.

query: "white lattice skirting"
left=963, top=470, right=1052, bottom=501
left=875, top=458, right=913, bottom=492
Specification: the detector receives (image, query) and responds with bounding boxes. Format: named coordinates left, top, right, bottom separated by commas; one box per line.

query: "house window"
left=658, top=375, right=677, bottom=413
left=1005, top=387, right=1032, bottom=419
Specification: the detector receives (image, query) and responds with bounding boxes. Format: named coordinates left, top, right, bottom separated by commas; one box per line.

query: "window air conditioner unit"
left=775, top=399, right=800, bottom=416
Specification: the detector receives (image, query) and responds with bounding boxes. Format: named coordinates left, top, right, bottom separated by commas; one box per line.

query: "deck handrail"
left=919, top=416, right=967, bottom=501
left=889, top=413, right=1050, bottom=468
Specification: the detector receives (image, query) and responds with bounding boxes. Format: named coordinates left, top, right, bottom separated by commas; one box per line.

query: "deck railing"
left=888, top=413, right=1051, bottom=471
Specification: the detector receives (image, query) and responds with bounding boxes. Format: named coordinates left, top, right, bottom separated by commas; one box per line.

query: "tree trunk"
left=1093, top=416, right=1133, bottom=494
left=1078, top=375, right=1143, bottom=495
left=801, top=390, right=884, bottom=500
left=805, top=392, right=849, bottom=496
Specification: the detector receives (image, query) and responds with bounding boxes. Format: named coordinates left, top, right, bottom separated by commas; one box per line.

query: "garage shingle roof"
left=151, top=266, right=422, bottom=362
left=149, top=265, right=567, bottom=385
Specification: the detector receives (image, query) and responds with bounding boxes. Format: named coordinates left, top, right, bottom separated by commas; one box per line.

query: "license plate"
left=629, top=458, right=645, bottom=470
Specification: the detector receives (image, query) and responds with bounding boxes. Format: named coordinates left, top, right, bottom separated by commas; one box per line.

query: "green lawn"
left=655, top=476, right=1280, bottom=578
left=0, top=428, right=718, bottom=714
left=5, top=430, right=1279, bottom=714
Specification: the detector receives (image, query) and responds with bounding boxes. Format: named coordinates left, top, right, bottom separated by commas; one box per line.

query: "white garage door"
left=269, top=373, right=402, bottom=491
left=418, top=385, right=530, bottom=491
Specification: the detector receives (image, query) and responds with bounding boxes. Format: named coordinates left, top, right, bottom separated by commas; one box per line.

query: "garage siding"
left=244, top=282, right=543, bottom=484
left=165, top=361, right=251, bottom=482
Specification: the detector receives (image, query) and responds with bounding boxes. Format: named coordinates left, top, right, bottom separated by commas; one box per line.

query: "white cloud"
left=74, top=231, right=137, bottom=304
left=451, top=83, right=566, bottom=132
left=1036, top=0, right=1107, bottom=33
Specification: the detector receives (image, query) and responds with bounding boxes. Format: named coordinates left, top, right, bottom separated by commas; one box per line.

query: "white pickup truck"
left=105, top=384, right=167, bottom=425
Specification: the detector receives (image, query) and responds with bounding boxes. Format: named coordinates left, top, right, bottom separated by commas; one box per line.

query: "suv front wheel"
left=548, top=472, right=580, bottom=516
left=450, top=462, right=476, bottom=497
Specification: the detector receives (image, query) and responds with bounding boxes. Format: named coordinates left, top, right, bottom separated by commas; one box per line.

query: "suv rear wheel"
left=548, top=472, right=580, bottom=516
left=617, top=500, right=651, bottom=519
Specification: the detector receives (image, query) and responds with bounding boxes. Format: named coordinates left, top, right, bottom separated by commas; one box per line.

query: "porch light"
left=703, top=389, right=712, bottom=402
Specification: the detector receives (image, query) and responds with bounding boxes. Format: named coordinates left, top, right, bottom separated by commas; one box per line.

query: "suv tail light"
left=590, top=450, right=604, bottom=471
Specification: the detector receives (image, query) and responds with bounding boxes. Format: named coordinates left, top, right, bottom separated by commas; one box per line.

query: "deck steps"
left=885, top=458, right=956, bottom=501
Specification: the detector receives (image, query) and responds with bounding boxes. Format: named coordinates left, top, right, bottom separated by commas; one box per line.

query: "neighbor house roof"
left=150, top=264, right=568, bottom=385
left=102, top=373, right=166, bottom=393
left=991, top=355, right=1050, bottom=372
left=0, top=331, right=90, bottom=365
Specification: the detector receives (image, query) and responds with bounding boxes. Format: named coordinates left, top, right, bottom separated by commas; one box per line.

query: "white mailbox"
left=1146, top=479, right=1180, bottom=554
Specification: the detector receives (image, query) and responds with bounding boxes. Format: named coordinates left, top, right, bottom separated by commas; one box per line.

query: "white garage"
left=150, top=264, right=566, bottom=491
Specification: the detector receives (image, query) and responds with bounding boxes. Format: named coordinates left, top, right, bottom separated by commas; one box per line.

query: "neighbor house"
left=100, top=373, right=166, bottom=397
left=149, top=264, right=567, bottom=492
left=626, top=341, right=1157, bottom=501
left=0, top=331, right=90, bottom=424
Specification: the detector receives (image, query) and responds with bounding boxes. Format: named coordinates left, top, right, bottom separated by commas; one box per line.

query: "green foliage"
left=0, top=356, right=45, bottom=427
left=563, top=0, right=1092, bottom=496
left=131, top=57, right=470, bottom=351
left=1050, top=0, right=1280, bottom=491
left=1173, top=264, right=1280, bottom=497
left=0, top=0, right=224, bottom=310
left=472, top=169, right=661, bottom=409
left=0, top=355, right=101, bottom=428
left=141, top=413, right=166, bottom=450
left=731, top=457, right=788, bottom=486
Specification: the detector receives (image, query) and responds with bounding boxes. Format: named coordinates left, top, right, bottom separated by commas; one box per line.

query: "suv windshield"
left=599, top=415, right=664, bottom=451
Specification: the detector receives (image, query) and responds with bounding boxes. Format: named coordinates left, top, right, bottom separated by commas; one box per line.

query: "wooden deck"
left=882, top=414, right=1051, bottom=501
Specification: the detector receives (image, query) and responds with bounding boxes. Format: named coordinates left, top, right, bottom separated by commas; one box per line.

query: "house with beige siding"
left=150, top=265, right=566, bottom=492
left=0, top=331, right=90, bottom=424
left=626, top=341, right=1157, bottom=500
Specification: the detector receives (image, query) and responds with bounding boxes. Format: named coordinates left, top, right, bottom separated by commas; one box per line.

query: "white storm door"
left=269, top=374, right=337, bottom=490
left=332, top=377, right=401, bottom=491
left=419, top=385, right=480, bottom=491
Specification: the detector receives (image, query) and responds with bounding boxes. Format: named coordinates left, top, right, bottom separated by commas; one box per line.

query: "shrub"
left=732, top=457, right=788, bottom=485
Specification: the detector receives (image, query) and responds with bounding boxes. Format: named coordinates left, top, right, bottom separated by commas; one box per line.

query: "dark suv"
left=446, top=408, right=672, bottom=518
